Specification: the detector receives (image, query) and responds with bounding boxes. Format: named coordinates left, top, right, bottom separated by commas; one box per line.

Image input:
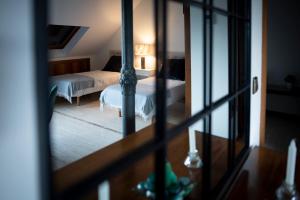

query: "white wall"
left=250, top=0, right=263, bottom=146
left=48, top=0, right=143, bottom=70
left=0, top=1, right=44, bottom=200
left=93, top=0, right=185, bottom=69
left=48, top=0, right=185, bottom=69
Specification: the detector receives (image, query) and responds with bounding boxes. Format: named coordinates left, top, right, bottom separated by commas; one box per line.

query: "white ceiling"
left=49, top=0, right=142, bottom=57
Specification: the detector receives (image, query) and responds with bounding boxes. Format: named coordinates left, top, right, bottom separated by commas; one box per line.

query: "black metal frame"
left=120, top=0, right=137, bottom=136
left=33, top=0, right=252, bottom=199
left=33, top=0, right=53, bottom=199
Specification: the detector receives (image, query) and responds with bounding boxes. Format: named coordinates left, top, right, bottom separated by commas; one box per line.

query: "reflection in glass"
left=166, top=1, right=188, bottom=126
left=235, top=92, right=249, bottom=156
left=211, top=103, right=229, bottom=189
left=212, top=13, right=229, bottom=101
left=213, top=0, right=227, bottom=11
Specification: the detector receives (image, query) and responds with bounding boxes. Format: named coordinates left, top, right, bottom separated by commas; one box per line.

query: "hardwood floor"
left=228, top=147, right=300, bottom=199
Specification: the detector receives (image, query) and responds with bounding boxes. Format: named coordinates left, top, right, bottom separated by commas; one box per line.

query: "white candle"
left=188, top=128, right=197, bottom=153
left=285, top=139, right=297, bottom=186
left=98, top=181, right=110, bottom=200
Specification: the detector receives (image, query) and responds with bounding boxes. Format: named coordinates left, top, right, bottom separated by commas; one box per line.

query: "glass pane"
left=133, top=0, right=156, bottom=130
left=213, top=0, right=227, bottom=11
left=237, top=19, right=250, bottom=89
left=166, top=5, right=204, bottom=128
left=236, top=0, right=249, bottom=18
left=211, top=103, right=229, bottom=189
left=235, top=92, right=250, bottom=157
left=166, top=1, right=188, bottom=126
left=190, top=5, right=204, bottom=117
left=212, top=12, right=229, bottom=102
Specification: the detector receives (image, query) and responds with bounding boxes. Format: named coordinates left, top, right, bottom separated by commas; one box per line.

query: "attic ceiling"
left=49, top=0, right=142, bottom=57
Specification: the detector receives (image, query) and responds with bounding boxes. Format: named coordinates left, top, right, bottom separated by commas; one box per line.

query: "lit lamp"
left=135, top=44, right=153, bottom=69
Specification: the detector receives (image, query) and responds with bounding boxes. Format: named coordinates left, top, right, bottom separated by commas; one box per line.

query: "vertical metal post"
left=33, top=0, right=53, bottom=199
left=155, top=0, right=167, bottom=199
left=227, top=0, right=237, bottom=170
left=245, top=0, right=252, bottom=147
left=120, top=0, right=137, bottom=136
left=202, top=0, right=213, bottom=197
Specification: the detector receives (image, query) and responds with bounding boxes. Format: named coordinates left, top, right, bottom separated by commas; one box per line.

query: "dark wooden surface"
left=227, top=147, right=300, bottom=200
left=49, top=58, right=90, bottom=76
left=54, top=124, right=248, bottom=199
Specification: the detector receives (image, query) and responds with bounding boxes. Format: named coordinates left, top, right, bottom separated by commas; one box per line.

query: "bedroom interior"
left=49, top=0, right=188, bottom=169
left=48, top=0, right=253, bottom=198
left=6, top=0, right=300, bottom=199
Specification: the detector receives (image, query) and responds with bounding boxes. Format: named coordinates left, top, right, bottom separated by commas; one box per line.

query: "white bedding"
left=99, top=77, right=185, bottom=121
left=51, top=70, right=120, bottom=103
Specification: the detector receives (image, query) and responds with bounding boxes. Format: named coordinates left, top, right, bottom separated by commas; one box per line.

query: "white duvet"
left=51, top=70, right=120, bottom=103
left=99, top=77, right=185, bottom=121
left=79, top=70, right=120, bottom=89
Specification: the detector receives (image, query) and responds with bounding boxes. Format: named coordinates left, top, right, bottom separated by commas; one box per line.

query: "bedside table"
left=135, top=68, right=155, bottom=80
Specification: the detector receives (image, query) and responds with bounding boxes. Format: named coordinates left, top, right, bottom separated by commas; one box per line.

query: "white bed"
left=99, top=77, right=185, bottom=121
left=51, top=70, right=120, bottom=104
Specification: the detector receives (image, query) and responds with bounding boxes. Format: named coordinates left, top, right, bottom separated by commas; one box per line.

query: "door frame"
left=259, top=0, right=268, bottom=146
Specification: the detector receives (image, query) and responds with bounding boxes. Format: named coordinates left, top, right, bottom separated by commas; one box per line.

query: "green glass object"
left=135, top=162, right=195, bottom=199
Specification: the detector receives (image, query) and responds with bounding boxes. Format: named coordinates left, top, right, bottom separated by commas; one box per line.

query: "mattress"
left=99, top=77, right=185, bottom=121
left=51, top=70, right=120, bottom=103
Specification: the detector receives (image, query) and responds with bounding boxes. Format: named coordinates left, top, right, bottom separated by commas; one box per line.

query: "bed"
left=50, top=56, right=122, bottom=105
left=99, top=58, right=185, bottom=121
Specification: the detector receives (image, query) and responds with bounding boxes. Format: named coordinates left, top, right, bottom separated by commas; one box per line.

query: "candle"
left=285, top=139, right=297, bottom=186
left=98, top=181, right=110, bottom=200
left=188, top=128, right=197, bottom=153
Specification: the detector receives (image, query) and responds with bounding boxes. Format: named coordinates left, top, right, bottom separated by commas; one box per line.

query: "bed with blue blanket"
left=99, top=58, right=186, bottom=121
left=50, top=56, right=122, bottom=105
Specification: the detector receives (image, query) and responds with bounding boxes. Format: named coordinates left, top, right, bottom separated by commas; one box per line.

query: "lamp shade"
left=135, top=44, right=154, bottom=56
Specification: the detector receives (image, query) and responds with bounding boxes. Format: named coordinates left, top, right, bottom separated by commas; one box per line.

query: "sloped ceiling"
left=49, top=0, right=142, bottom=57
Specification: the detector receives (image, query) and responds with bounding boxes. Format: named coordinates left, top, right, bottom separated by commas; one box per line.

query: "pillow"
left=168, top=59, right=185, bottom=81
left=102, top=55, right=122, bottom=72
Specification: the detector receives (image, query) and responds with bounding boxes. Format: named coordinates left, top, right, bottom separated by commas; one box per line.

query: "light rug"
left=51, top=95, right=185, bottom=170
left=50, top=112, right=122, bottom=170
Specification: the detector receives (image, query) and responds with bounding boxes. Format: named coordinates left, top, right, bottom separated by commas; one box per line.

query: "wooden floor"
left=228, top=147, right=300, bottom=200
left=54, top=119, right=300, bottom=199
left=54, top=124, right=248, bottom=199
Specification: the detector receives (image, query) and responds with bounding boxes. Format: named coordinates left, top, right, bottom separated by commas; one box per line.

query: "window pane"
left=211, top=103, right=229, bottom=189
left=190, top=5, right=204, bottom=117
left=213, top=0, right=227, bottom=11
left=237, top=19, right=250, bottom=89
left=212, top=12, right=229, bottom=102
left=166, top=1, right=188, bottom=126
left=235, top=91, right=250, bottom=157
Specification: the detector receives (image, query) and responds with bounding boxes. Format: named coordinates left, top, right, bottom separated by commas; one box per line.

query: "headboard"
left=49, top=58, right=90, bottom=76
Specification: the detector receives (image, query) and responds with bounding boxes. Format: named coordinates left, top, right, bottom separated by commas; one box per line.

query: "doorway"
left=261, top=0, right=300, bottom=151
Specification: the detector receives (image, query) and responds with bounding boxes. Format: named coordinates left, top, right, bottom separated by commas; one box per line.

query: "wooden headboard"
left=49, top=58, right=90, bottom=76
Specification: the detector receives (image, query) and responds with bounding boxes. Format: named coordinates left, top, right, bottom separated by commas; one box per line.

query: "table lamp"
left=135, top=44, right=153, bottom=69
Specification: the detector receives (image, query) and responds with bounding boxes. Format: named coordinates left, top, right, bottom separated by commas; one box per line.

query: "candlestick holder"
left=184, top=150, right=203, bottom=169
left=276, top=181, right=300, bottom=200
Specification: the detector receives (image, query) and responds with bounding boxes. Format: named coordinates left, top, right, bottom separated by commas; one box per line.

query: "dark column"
left=120, top=0, right=137, bottom=136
